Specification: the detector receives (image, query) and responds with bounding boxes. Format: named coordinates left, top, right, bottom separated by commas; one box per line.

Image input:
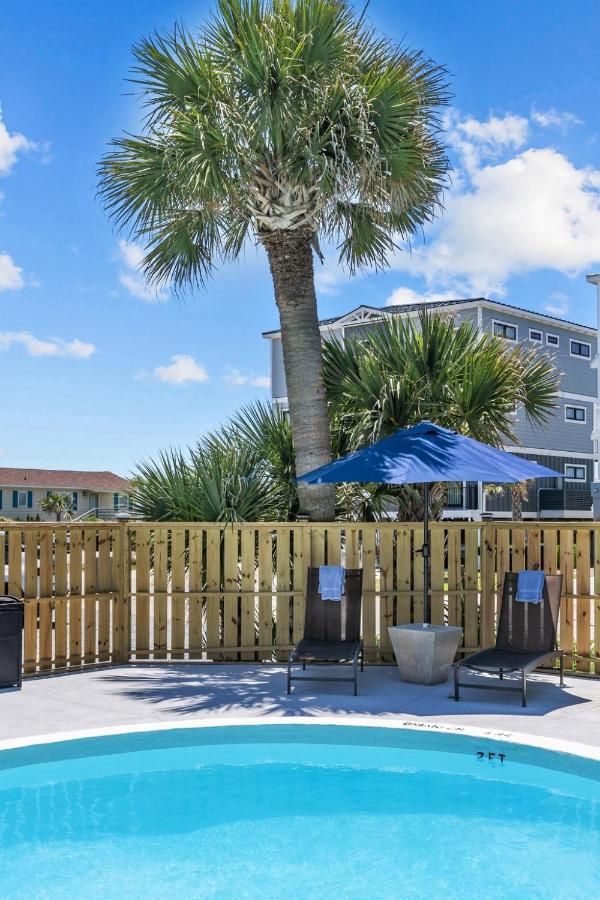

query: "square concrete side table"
left=388, top=624, right=463, bottom=685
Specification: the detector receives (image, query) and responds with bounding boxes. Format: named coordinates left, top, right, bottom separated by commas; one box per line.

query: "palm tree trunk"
left=262, top=228, right=335, bottom=520
left=511, top=484, right=523, bottom=521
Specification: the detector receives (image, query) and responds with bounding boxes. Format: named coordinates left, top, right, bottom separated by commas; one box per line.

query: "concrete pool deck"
left=1, top=663, right=600, bottom=753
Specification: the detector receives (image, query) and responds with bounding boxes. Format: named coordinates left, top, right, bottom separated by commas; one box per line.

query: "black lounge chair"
left=287, top=567, right=363, bottom=696
left=454, top=572, right=564, bottom=707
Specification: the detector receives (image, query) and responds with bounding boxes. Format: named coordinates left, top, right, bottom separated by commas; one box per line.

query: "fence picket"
left=188, top=527, right=203, bottom=660
left=54, top=528, right=68, bottom=668
left=171, top=527, right=186, bottom=660
left=275, top=528, right=291, bottom=661
left=84, top=529, right=97, bottom=663
left=576, top=528, right=591, bottom=672
left=69, top=528, right=83, bottom=667
left=559, top=528, right=574, bottom=668
left=153, top=528, right=168, bottom=659
left=361, top=527, right=377, bottom=661
left=23, top=530, right=38, bottom=674
left=97, top=528, right=111, bottom=663
left=240, top=527, right=255, bottom=660
left=396, top=526, right=412, bottom=625
left=38, top=529, right=53, bottom=671
left=134, top=527, right=150, bottom=659
left=379, top=526, right=394, bottom=657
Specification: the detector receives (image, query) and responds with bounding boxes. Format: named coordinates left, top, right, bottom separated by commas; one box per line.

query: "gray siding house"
left=263, top=298, right=599, bottom=519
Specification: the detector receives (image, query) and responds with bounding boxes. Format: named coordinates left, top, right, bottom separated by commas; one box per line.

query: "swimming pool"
left=0, top=723, right=599, bottom=899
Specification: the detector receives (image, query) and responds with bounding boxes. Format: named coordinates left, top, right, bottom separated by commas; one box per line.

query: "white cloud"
left=532, top=108, right=583, bottom=132
left=150, top=354, right=210, bottom=385
left=118, top=240, right=168, bottom=303
left=386, top=287, right=458, bottom=306
left=222, top=367, right=270, bottom=388
left=447, top=111, right=529, bottom=173
left=543, top=292, right=570, bottom=317
left=308, top=108, right=600, bottom=300
left=394, top=146, right=600, bottom=297
left=0, top=252, right=24, bottom=292
left=0, top=106, right=35, bottom=175
left=0, top=331, right=95, bottom=358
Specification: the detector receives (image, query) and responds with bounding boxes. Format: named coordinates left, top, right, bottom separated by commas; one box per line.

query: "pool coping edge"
left=1, top=716, right=599, bottom=762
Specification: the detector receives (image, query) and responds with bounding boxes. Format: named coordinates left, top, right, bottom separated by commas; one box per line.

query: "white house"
left=0, top=468, right=131, bottom=521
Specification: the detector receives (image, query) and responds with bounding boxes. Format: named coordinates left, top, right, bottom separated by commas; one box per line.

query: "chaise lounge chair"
left=453, top=571, right=564, bottom=707
left=287, top=567, right=363, bottom=696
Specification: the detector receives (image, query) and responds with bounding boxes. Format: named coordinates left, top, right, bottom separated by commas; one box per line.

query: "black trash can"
left=0, top=596, right=24, bottom=689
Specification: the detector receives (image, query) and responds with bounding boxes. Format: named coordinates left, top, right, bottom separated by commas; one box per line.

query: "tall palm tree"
left=323, top=310, right=560, bottom=519
left=98, top=0, right=450, bottom=520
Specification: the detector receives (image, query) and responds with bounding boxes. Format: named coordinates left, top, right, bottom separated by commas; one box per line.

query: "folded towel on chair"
left=516, top=570, right=545, bottom=603
left=318, top=565, right=345, bottom=601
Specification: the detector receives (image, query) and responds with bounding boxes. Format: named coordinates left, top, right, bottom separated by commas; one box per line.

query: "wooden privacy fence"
left=1, top=521, right=599, bottom=676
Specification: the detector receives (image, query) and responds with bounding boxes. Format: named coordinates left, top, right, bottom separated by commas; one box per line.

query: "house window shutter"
left=12, top=490, right=18, bottom=508
left=114, top=493, right=119, bottom=511
left=0, top=490, right=2, bottom=510
left=72, top=492, right=78, bottom=511
left=27, top=491, right=33, bottom=509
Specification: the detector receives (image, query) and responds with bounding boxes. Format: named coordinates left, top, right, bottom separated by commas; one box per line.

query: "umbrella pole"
left=423, top=482, right=430, bottom=625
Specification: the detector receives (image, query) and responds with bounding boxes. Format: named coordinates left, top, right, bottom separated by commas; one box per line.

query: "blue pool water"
left=0, top=725, right=599, bottom=899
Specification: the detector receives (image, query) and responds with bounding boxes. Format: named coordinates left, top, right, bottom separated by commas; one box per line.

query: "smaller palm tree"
left=39, top=492, right=73, bottom=522
left=324, top=309, right=559, bottom=519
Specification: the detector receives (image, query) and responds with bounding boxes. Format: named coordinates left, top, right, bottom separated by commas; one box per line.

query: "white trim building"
left=263, top=296, right=599, bottom=520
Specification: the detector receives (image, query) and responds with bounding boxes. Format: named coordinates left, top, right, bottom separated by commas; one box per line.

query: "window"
left=570, top=339, right=591, bottom=358
left=17, top=491, right=27, bottom=508
left=565, top=405, right=586, bottom=423
left=492, top=320, right=517, bottom=341
left=529, top=328, right=542, bottom=343
left=565, top=464, right=586, bottom=481
left=546, top=333, right=559, bottom=347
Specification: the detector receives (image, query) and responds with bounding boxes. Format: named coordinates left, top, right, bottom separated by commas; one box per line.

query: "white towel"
left=318, top=565, right=345, bottom=601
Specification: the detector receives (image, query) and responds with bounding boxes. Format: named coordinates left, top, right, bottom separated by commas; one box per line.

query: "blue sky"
left=1, top=0, right=599, bottom=475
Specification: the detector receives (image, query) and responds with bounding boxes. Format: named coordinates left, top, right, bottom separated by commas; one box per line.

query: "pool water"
left=0, top=725, right=599, bottom=899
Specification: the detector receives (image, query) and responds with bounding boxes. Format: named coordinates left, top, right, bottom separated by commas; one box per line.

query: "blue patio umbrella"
left=297, top=422, right=562, bottom=623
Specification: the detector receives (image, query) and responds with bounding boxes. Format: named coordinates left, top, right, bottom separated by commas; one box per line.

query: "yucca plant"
left=131, top=440, right=285, bottom=523
left=98, top=0, right=450, bottom=520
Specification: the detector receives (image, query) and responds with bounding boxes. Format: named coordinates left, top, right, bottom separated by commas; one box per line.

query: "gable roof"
left=262, top=296, right=596, bottom=338
left=0, top=468, right=130, bottom=492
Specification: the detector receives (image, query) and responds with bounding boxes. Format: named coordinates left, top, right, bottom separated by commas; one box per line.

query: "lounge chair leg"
left=302, top=660, right=306, bottom=671
left=360, top=649, right=364, bottom=673
left=521, top=670, right=527, bottom=707
left=353, top=659, right=358, bottom=697
left=499, top=668, right=503, bottom=680
left=453, top=664, right=460, bottom=701
left=559, top=652, right=564, bottom=687
left=287, top=659, right=291, bottom=694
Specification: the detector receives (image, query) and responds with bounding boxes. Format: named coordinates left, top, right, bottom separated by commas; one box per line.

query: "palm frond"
left=98, top=0, right=451, bottom=286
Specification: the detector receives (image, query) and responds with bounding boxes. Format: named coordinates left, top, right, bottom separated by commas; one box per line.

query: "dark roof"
left=262, top=297, right=595, bottom=337
left=0, top=468, right=130, bottom=492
